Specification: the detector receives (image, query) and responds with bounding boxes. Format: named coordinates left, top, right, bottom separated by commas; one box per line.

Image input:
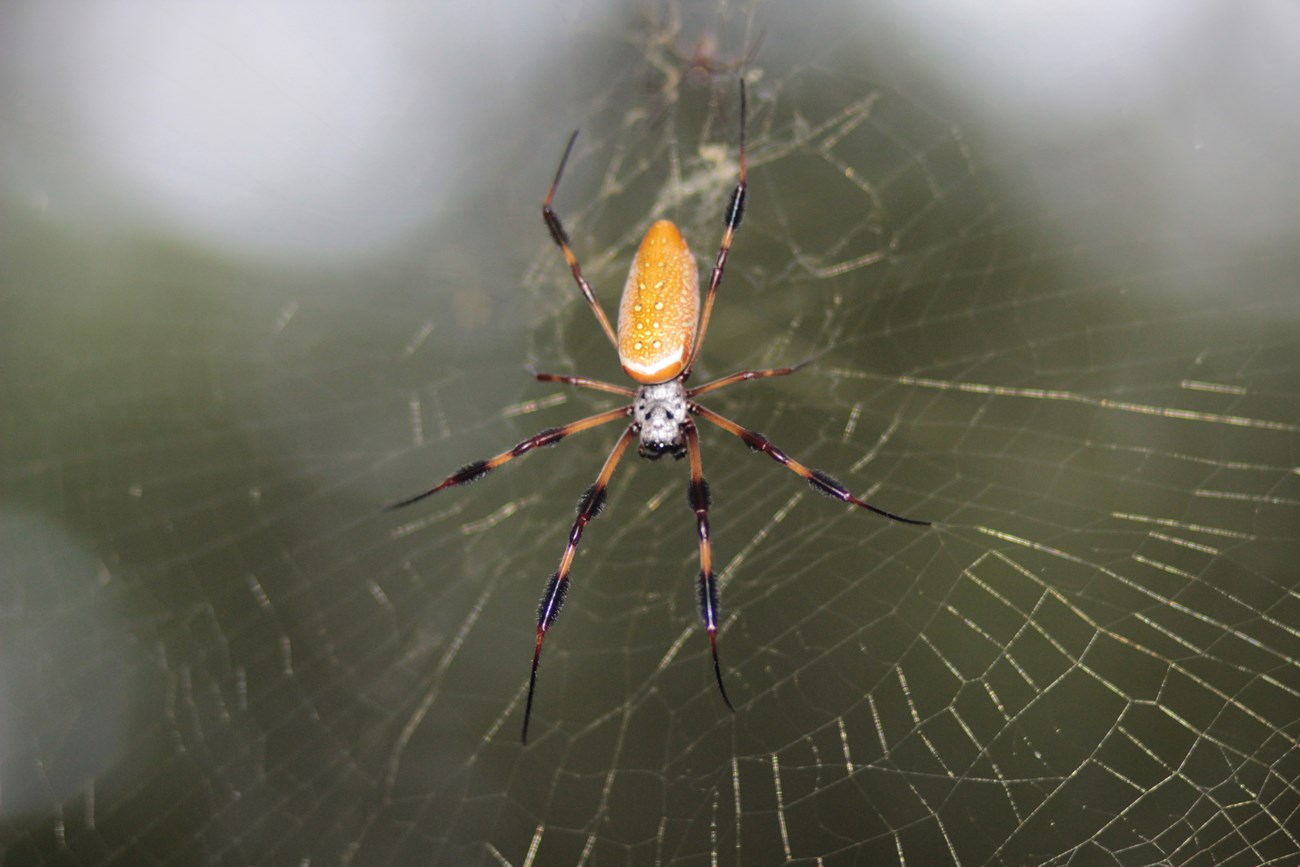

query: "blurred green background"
left=2, top=1, right=1298, bottom=864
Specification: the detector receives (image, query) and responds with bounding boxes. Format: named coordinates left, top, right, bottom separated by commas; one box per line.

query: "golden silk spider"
left=390, top=82, right=929, bottom=743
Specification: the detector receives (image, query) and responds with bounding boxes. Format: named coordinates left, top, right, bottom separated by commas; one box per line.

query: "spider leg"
left=687, top=365, right=799, bottom=399
left=684, top=420, right=735, bottom=713
left=684, top=79, right=748, bottom=378
left=386, top=406, right=630, bottom=510
left=529, top=368, right=635, bottom=396
left=542, top=131, right=620, bottom=351
left=690, top=402, right=930, bottom=526
left=524, top=424, right=638, bottom=744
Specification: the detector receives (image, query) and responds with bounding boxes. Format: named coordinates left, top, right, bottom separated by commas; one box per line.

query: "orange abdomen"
left=617, top=220, right=700, bottom=384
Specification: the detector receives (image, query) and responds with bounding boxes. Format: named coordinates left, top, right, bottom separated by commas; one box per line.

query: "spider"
left=390, top=82, right=929, bottom=744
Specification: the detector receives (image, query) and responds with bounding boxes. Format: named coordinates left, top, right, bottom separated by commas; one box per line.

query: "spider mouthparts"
left=638, top=441, right=687, bottom=460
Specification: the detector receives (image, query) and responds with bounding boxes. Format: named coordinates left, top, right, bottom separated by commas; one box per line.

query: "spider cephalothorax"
left=390, top=81, right=929, bottom=743
left=634, top=380, right=690, bottom=459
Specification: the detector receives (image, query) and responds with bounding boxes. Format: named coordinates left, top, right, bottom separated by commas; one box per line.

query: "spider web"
left=3, top=1, right=1299, bottom=865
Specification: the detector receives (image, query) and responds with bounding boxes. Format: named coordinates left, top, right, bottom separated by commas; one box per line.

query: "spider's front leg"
left=386, top=406, right=630, bottom=510
left=524, top=425, right=638, bottom=744
left=690, top=403, right=930, bottom=526
left=684, top=420, right=735, bottom=712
